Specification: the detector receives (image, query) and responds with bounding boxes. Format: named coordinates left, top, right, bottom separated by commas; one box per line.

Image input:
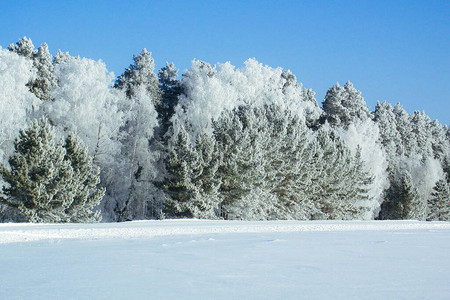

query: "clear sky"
left=1, top=0, right=449, bottom=124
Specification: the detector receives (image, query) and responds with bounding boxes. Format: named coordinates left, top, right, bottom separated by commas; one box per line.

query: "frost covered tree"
left=42, top=56, right=126, bottom=219
left=28, top=43, right=56, bottom=101
left=322, top=81, right=371, bottom=127
left=63, top=134, right=104, bottom=222
left=158, top=62, right=182, bottom=135
left=374, top=101, right=402, bottom=161
left=310, top=127, right=373, bottom=220
left=114, top=87, right=161, bottom=221
left=410, top=111, right=433, bottom=158
left=53, top=50, right=72, bottom=65
left=161, top=127, right=221, bottom=219
left=213, top=105, right=281, bottom=220
left=115, top=49, right=162, bottom=112
left=0, top=118, right=103, bottom=223
left=428, top=177, right=450, bottom=221
left=8, top=37, right=36, bottom=58
left=113, top=50, right=163, bottom=221
left=9, top=38, right=56, bottom=101
left=335, top=119, right=387, bottom=218
left=379, top=171, right=423, bottom=220
left=0, top=48, right=40, bottom=166
left=393, top=103, right=415, bottom=155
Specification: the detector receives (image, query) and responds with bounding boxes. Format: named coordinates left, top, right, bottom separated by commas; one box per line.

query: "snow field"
left=1, top=220, right=450, bottom=299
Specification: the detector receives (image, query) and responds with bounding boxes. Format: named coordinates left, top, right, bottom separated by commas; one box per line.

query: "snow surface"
left=1, top=220, right=450, bottom=299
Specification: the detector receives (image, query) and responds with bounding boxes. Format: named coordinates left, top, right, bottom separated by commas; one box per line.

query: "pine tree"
left=374, top=101, right=402, bottom=161
left=213, top=105, right=276, bottom=220
left=0, top=118, right=103, bottom=223
left=393, top=103, right=415, bottom=156
left=410, top=111, right=433, bottom=157
left=8, top=37, right=36, bottom=58
left=53, top=50, right=71, bottom=65
left=158, top=62, right=182, bottom=136
left=428, top=177, right=450, bottom=221
left=1, top=118, right=73, bottom=222
left=160, top=127, right=221, bottom=219
left=311, top=127, right=372, bottom=220
left=322, top=81, right=371, bottom=127
left=115, top=49, right=162, bottom=111
left=63, top=134, right=104, bottom=222
left=379, top=171, right=422, bottom=220
left=29, top=43, right=56, bottom=101
left=9, top=38, right=56, bottom=101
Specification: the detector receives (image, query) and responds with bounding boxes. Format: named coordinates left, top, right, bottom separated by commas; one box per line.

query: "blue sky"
left=2, top=0, right=449, bottom=124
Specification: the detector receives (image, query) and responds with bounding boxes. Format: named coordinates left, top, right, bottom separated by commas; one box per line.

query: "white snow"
left=1, top=220, right=450, bottom=299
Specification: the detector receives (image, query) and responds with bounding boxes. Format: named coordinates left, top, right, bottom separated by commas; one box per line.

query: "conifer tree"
left=161, top=127, right=221, bottom=219
left=322, top=82, right=371, bottom=127
left=115, top=49, right=162, bottom=111
left=9, top=38, right=56, bottom=101
left=8, top=37, right=36, bottom=58
left=379, top=171, right=422, bottom=220
left=158, top=62, right=182, bottom=135
left=374, top=101, right=402, bottom=161
left=427, top=175, right=450, bottom=221
left=0, top=118, right=103, bottom=223
left=63, top=134, right=104, bottom=222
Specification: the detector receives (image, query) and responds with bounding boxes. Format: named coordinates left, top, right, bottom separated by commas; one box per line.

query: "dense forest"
left=0, top=37, right=449, bottom=223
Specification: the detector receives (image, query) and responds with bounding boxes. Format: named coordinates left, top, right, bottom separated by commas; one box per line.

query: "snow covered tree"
left=410, top=111, right=433, bottom=158
left=158, top=62, right=182, bottom=136
left=374, top=101, right=402, bottom=161
left=213, top=105, right=279, bottom=220
left=8, top=37, right=36, bottom=58
left=0, top=48, right=40, bottom=166
left=113, top=49, right=163, bottom=221
left=115, top=49, right=162, bottom=113
left=114, top=87, right=160, bottom=221
left=161, top=127, right=221, bottom=219
left=379, top=171, right=423, bottom=220
left=42, top=56, right=126, bottom=220
left=430, top=119, right=449, bottom=161
left=393, top=103, right=415, bottom=156
left=336, top=119, right=388, bottom=218
left=53, top=50, right=72, bottom=65
left=28, top=43, right=56, bottom=101
left=9, top=38, right=56, bottom=101
left=311, top=127, right=373, bottom=220
left=63, top=134, right=104, bottom=222
left=428, top=177, right=450, bottom=221
left=322, top=81, right=371, bottom=127
left=0, top=118, right=103, bottom=223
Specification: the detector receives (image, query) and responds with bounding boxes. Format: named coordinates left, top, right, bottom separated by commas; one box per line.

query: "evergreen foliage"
left=0, top=118, right=103, bottom=223
left=428, top=177, right=450, bottom=221
left=9, top=37, right=56, bottom=101
left=162, top=104, right=373, bottom=220
left=379, top=172, right=422, bottom=220
left=322, top=81, right=371, bottom=127
left=115, top=49, right=162, bottom=111
left=1, top=38, right=449, bottom=222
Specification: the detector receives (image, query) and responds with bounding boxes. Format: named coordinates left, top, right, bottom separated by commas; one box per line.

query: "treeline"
left=0, top=37, right=449, bottom=223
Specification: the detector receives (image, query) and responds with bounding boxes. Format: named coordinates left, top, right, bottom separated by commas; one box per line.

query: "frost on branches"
left=0, top=37, right=449, bottom=222
left=0, top=118, right=103, bottom=223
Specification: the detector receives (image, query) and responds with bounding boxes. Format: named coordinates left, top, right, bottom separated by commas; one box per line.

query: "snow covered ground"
left=1, top=220, right=450, bottom=299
